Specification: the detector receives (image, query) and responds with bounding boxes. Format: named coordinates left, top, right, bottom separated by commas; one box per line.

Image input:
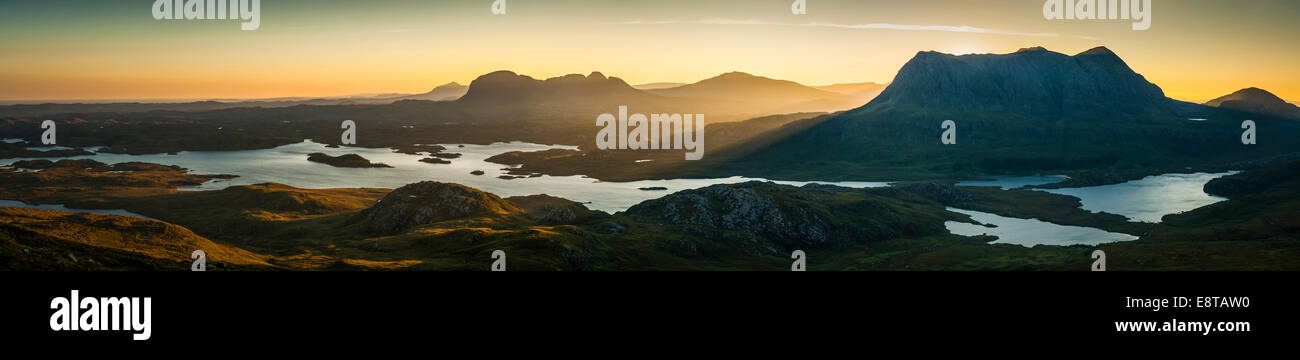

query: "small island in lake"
left=307, top=153, right=392, bottom=168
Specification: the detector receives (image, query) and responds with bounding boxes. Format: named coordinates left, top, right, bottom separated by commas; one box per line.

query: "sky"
left=1, top=0, right=1297, bottom=103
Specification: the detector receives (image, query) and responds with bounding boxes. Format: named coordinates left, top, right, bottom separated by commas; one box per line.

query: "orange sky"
left=1, top=0, right=1297, bottom=103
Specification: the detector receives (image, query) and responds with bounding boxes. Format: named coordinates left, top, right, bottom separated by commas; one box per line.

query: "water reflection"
left=1041, top=172, right=1235, bottom=223
left=0, top=200, right=156, bottom=220
left=956, top=175, right=1066, bottom=189
left=945, top=207, right=1138, bottom=247
left=1, top=140, right=890, bottom=213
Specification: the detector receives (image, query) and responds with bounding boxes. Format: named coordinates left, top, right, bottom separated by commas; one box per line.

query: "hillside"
left=0, top=207, right=271, bottom=266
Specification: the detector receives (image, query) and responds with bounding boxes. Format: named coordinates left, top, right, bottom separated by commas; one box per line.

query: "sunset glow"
left=1, top=0, right=1297, bottom=103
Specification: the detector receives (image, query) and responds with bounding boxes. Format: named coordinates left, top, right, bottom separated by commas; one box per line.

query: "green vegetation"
left=3, top=154, right=1298, bottom=271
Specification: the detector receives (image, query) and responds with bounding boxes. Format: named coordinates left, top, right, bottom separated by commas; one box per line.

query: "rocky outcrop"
left=623, top=182, right=943, bottom=254
left=506, top=194, right=604, bottom=225
left=349, top=182, right=522, bottom=234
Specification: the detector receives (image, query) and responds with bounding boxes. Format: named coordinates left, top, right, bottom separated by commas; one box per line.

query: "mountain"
left=814, top=82, right=889, bottom=101
left=392, top=82, right=468, bottom=101
left=1204, top=87, right=1300, bottom=120
left=863, top=46, right=1174, bottom=118
left=705, top=46, right=1300, bottom=180
left=445, top=70, right=706, bottom=123
left=457, top=71, right=649, bottom=105
left=650, top=72, right=865, bottom=113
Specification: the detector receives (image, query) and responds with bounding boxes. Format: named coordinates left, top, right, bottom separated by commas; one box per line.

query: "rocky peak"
left=863, top=46, right=1170, bottom=119
left=1075, top=46, right=1116, bottom=56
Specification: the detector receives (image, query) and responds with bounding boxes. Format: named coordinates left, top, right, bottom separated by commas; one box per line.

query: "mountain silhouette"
left=1204, top=87, right=1300, bottom=120
left=458, top=71, right=647, bottom=104
left=444, top=70, right=864, bottom=123
left=863, top=46, right=1173, bottom=119
left=706, top=46, right=1300, bottom=180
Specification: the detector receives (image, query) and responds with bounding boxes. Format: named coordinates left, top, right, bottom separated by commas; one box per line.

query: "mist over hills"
left=651, top=72, right=852, bottom=104
left=632, top=82, right=689, bottom=91
left=393, top=82, right=469, bottom=102
left=814, top=82, right=888, bottom=101
left=649, top=72, right=868, bottom=115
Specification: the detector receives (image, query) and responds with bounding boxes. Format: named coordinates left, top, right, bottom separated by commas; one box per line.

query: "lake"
left=0, top=200, right=156, bottom=220
left=1, top=140, right=1235, bottom=226
left=956, top=175, right=1066, bottom=189
left=945, top=207, right=1138, bottom=247
left=1041, top=172, right=1235, bottom=223
left=0, top=140, right=890, bottom=213
left=958, top=172, right=1234, bottom=223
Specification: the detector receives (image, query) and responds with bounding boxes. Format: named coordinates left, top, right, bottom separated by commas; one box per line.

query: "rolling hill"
left=1204, top=87, right=1300, bottom=120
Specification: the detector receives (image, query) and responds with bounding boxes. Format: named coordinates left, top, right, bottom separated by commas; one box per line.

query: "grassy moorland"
left=2, top=156, right=1297, bottom=271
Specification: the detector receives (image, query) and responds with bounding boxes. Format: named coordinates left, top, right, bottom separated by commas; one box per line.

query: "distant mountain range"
left=447, top=70, right=871, bottom=123
left=1204, top=87, right=1300, bottom=120
left=0, top=71, right=871, bottom=125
